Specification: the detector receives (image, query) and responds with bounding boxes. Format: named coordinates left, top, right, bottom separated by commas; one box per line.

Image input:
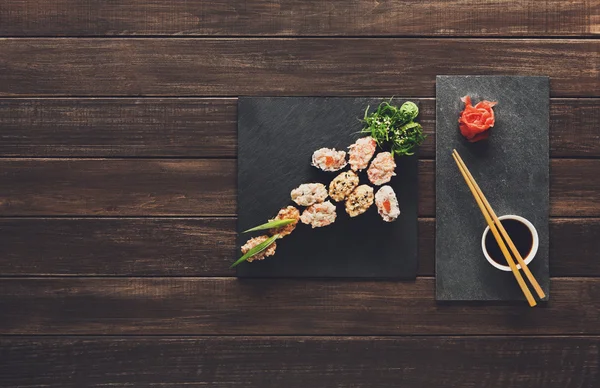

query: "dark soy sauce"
left=485, top=219, right=533, bottom=266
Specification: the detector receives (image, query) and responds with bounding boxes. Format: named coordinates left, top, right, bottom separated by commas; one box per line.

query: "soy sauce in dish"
left=485, top=219, right=533, bottom=266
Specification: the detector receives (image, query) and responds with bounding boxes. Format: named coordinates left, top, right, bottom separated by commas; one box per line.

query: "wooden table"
left=0, top=1, right=599, bottom=387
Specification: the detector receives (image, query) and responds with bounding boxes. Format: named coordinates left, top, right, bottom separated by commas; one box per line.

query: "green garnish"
left=399, top=101, right=419, bottom=122
left=361, top=100, right=426, bottom=157
left=230, top=234, right=280, bottom=268
left=391, top=122, right=426, bottom=156
left=243, top=219, right=296, bottom=233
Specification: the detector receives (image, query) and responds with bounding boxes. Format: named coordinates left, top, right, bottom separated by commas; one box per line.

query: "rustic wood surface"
left=1, top=218, right=598, bottom=277
left=1, top=0, right=598, bottom=36
left=1, top=337, right=598, bottom=387
left=2, top=277, right=600, bottom=335
left=0, top=98, right=598, bottom=158
left=0, top=1, right=598, bottom=387
left=0, top=39, right=598, bottom=97
left=1, top=159, right=598, bottom=217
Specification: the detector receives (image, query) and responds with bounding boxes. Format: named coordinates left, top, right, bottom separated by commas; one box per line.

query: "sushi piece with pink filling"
left=268, top=206, right=301, bottom=237
left=291, top=183, right=328, bottom=206
left=375, top=185, right=400, bottom=222
left=300, top=201, right=337, bottom=228
left=348, top=136, right=377, bottom=171
left=241, top=235, right=277, bottom=262
left=367, top=152, right=397, bottom=185
left=311, top=148, right=347, bottom=172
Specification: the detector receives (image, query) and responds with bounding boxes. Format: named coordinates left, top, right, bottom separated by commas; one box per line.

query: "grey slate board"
left=435, top=76, right=550, bottom=301
left=237, top=97, right=418, bottom=278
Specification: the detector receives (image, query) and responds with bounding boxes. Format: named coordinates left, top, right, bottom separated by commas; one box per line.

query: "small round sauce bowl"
left=481, top=214, right=539, bottom=272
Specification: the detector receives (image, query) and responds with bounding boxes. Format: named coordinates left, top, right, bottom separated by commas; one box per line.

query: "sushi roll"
left=291, top=183, right=328, bottom=206
left=300, top=201, right=337, bottom=228
left=375, top=185, right=401, bottom=222
left=328, top=170, right=360, bottom=202
left=268, top=206, right=300, bottom=237
left=348, top=136, right=377, bottom=171
left=241, top=235, right=277, bottom=262
left=311, top=148, right=347, bottom=172
left=367, top=152, right=397, bottom=185
left=345, top=184, right=374, bottom=217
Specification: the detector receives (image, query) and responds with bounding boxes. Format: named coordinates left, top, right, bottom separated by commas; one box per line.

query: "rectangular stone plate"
left=237, top=97, right=418, bottom=278
left=436, top=76, right=550, bottom=301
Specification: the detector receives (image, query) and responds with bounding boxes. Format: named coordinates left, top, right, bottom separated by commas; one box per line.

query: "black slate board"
left=435, top=76, right=550, bottom=301
left=237, top=97, right=418, bottom=278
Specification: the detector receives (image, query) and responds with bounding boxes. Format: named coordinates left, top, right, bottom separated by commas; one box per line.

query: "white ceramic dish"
left=481, top=214, right=538, bottom=272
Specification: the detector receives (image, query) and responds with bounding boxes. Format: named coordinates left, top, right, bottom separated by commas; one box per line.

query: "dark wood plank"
left=1, top=98, right=598, bottom=158
left=0, top=159, right=236, bottom=216
left=0, top=218, right=236, bottom=276
left=550, top=218, right=600, bottom=276
left=419, top=218, right=600, bottom=277
left=420, top=98, right=600, bottom=159
left=0, top=39, right=598, bottom=97
left=1, top=277, right=599, bottom=335
left=1, top=336, right=598, bottom=388
left=0, top=159, right=598, bottom=216
left=420, top=159, right=600, bottom=217
left=422, top=217, right=600, bottom=276
left=0, top=98, right=237, bottom=157
left=1, top=0, right=598, bottom=37
left=548, top=99, right=600, bottom=158
left=550, top=159, right=600, bottom=217
left=1, top=218, right=597, bottom=277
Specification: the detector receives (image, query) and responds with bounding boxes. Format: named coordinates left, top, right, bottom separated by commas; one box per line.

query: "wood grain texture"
left=0, top=159, right=598, bottom=216
left=1, top=277, right=599, bottom=335
left=1, top=336, right=598, bottom=388
left=0, top=218, right=236, bottom=276
left=0, top=39, right=598, bottom=97
left=0, top=159, right=236, bottom=216
left=1, top=0, right=598, bottom=37
left=420, top=98, right=600, bottom=159
left=1, top=218, right=597, bottom=277
left=0, top=2, right=597, bottom=386
left=548, top=99, right=600, bottom=158
left=1, top=98, right=598, bottom=158
left=0, top=98, right=237, bottom=157
left=550, top=159, right=600, bottom=217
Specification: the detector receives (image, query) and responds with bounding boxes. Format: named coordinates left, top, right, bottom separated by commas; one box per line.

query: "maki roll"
left=300, top=201, right=337, bottom=228
left=312, top=148, right=347, bottom=172
left=367, top=152, right=397, bottom=185
left=328, top=170, right=360, bottom=202
left=241, top=235, right=277, bottom=262
left=291, top=183, right=328, bottom=206
left=345, top=185, right=374, bottom=217
left=375, top=185, right=400, bottom=222
left=348, top=136, right=377, bottom=171
left=268, top=206, right=301, bottom=237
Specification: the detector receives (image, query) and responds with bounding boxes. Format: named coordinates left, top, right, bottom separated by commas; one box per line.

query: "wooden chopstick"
left=451, top=151, right=537, bottom=307
left=453, top=150, right=546, bottom=300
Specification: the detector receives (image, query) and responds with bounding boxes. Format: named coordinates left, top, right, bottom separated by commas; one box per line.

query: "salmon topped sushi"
left=328, top=170, right=360, bottom=202
left=345, top=185, right=374, bottom=217
left=291, top=183, right=328, bottom=206
left=375, top=185, right=400, bottom=222
left=241, top=235, right=277, bottom=262
left=312, top=148, right=347, bottom=172
left=367, top=152, right=397, bottom=185
left=268, top=206, right=300, bottom=237
left=300, top=201, right=337, bottom=228
left=348, top=136, right=377, bottom=171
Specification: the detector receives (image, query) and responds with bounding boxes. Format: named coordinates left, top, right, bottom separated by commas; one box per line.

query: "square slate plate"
left=237, top=97, right=418, bottom=278
left=436, top=75, right=550, bottom=301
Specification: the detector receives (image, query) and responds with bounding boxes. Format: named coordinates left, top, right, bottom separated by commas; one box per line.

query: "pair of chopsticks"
left=452, top=149, right=546, bottom=307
